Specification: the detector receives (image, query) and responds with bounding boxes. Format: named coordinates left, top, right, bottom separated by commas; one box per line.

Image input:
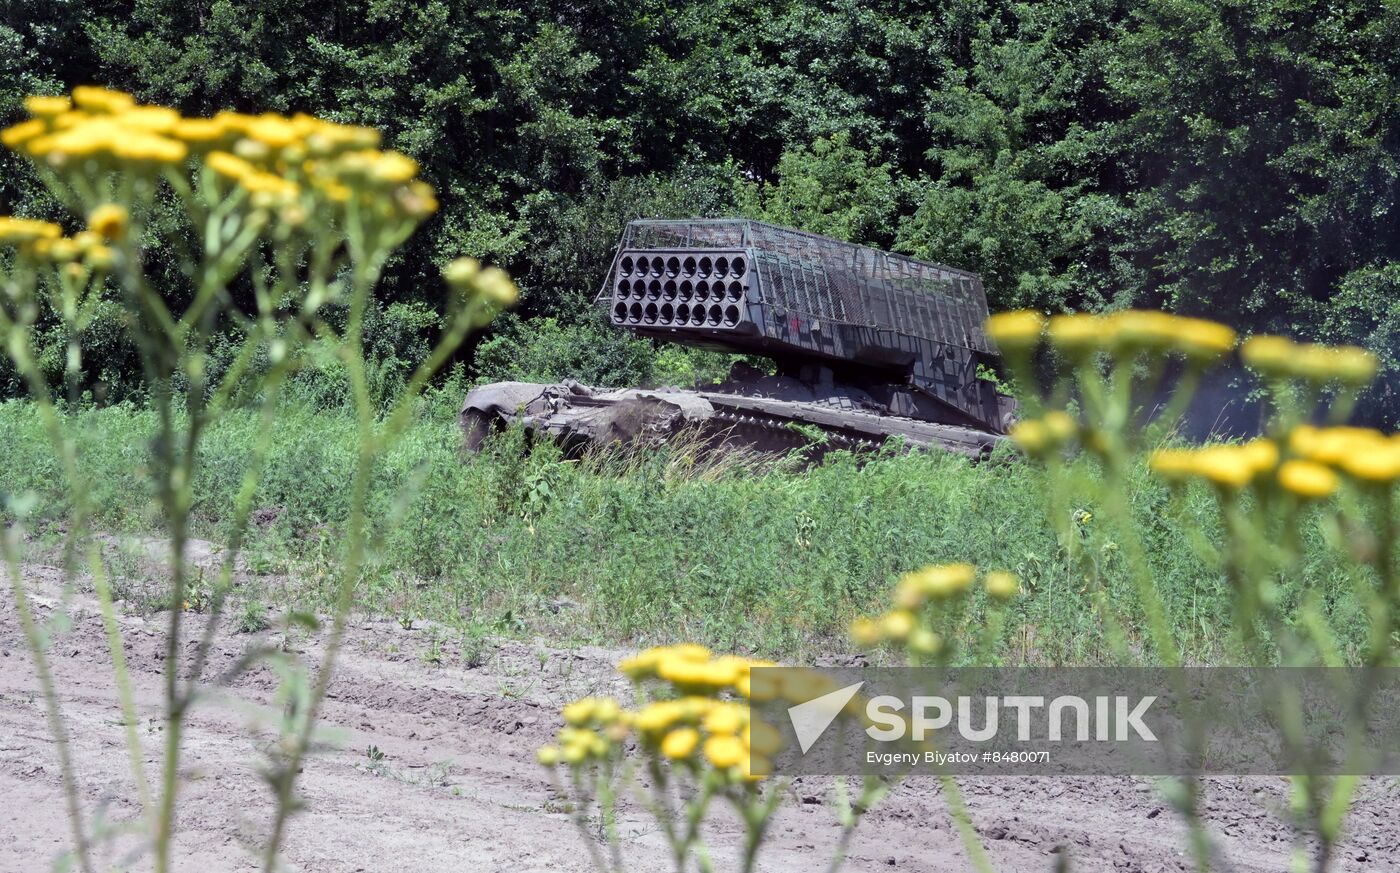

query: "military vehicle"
left=461, top=219, right=1015, bottom=459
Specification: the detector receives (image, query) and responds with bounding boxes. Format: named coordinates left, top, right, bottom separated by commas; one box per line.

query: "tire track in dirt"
left=3, top=562, right=1397, bottom=872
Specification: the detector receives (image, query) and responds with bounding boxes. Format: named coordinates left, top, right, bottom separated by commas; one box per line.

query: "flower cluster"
left=1148, top=426, right=1400, bottom=499
left=1242, top=335, right=1378, bottom=387
left=850, top=564, right=1020, bottom=659
left=540, top=644, right=783, bottom=783
left=986, top=309, right=1237, bottom=363
left=2, top=87, right=438, bottom=234
left=1008, top=410, right=1077, bottom=458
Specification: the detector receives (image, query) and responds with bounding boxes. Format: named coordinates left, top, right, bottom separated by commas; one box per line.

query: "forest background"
left=4, top=0, right=1399, bottom=420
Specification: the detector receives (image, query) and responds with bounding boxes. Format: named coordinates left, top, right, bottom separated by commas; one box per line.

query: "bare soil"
left=3, top=555, right=1398, bottom=872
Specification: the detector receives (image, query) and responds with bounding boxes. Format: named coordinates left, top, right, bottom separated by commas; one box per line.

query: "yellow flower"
left=1010, top=418, right=1050, bottom=456
left=1240, top=439, right=1279, bottom=475
left=879, top=609, right=915, bottom=641
left=562, top=698, right=597, bottom=727
left=1112, top=310, right=1179, bottom=352
left=636, top=701, right=684, bottom=734
left=1327, top=346, right=1380, bottom=387
left=703, top=734, right=745, bottom=769
left=173, top=118, right=228, bottom=147
left=119, top=105, right=181, bottom=133
left=113, top=133, right=188, bottom=165
left=1291, top=426, right=1386, bottom=466
left=1190, top=446, right=1254, bottom=490
left=1172, top=318, right=1236, bottom=361
left=0, top=216, right=63, bottom=245
left=660, top=727, right=700, bottom=760
left=87, top=204, right=129, bottom=241
left=743, top=670, right=782, bottom=702
left=849, top=615, right=882, bottom=647
left=244, top=115, right=301, bottom=149
left=1337, top=445, right=1400, bottom=484
left=444, top=257, right=481, bottom=289
left=85, top=245, right=115, bottom=271
left=1, top=119, right=46, bottom=149
left=536, top=745, right=561, bottom=766
left=906, top=627, right=942, bottom=657
left=1042, top=410, right=1077, bottom=443
left=24, top=95, right=71, bottom=118
left=915, top=563, right=976, bottom=600
left=984, top=310, right=1045, bottom=350
left=40, top=237, right=81, bottom=263
left=475, top=267, right=520, bottom=307
left=743, top=719, right=783, bottom=757
left=371, top=151, right=420, bottom=184
left=1277, top=460, right=1339, bottom=499
left=396, top=180, right=439, bottom=218
left=1241, top=335, right=1297, bottom=376
left=1047, top=313, right=1108, bottom=355
left=71, top=86, right=136, bottom=113
left=778, top=669, right=837, bottom=704
left=205, top=150, right=257, bottom=181
left=984, top=570, right=1021, bottom=601
left=704, top=703, right=745, bottom=736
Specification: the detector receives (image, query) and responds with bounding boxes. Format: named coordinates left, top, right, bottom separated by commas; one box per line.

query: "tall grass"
left=0, top=395, right=1368, bottom=663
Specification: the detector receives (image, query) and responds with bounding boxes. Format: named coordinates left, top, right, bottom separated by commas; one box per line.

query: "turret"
left=598, top=219, right=1012, bottom=433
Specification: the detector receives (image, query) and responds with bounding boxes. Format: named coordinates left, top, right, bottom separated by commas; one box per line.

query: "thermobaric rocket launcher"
left=462, top=219, right=1014, bottom=458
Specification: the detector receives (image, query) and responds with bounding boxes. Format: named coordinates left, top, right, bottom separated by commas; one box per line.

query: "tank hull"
left=460, top=379, right=1003, bottom=460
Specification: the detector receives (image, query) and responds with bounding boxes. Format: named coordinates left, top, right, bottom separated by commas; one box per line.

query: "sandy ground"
left=3, top=556, right=1399, bottom=873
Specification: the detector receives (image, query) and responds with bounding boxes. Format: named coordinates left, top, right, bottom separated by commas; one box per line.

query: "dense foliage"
left=4, top=0, right=1399, bottom=415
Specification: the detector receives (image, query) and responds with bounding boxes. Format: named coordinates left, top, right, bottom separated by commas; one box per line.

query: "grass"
left=0, top=393, right=1370, bottom=664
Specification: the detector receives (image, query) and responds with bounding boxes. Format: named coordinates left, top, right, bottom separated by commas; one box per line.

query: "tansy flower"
left=703, top=704, right=744, bottom=736
left=910, top=564, right=975, bottom=600
left=1010, top=418, right=1051, bottom=456
left=1, top=119, right=46, bottom=149
left=87, top=204, right=129, bottom=241
left=743, top=720, right=783, bottom=757
left=1190, top=446, right=1254, bottom=490
left=1337, top=445, right=1400, bottom=484
left=1241, top=335, right=1297, bottom=376
left=71, top=86, right=136, bottom=113
left=475, top=267, right=519, bottom=307
left=984, top=570, right=1021, bottom=601
left=1149, top=448, right=1196, bottom=483
left=1112, top=310, right=1179, bottom=352
left=849, top=616, right=881, bottom=647
left=23, top=95, right=71, bottom=118
left=906, top=627, right=942, bottom=656
left=1047, top=313, right=1106, bottom=356
left=1171, top=318, right=1237, bottom=362
left=703, top=735, right=745, bottom=769
left=879, top=609, right=915, bottom=641
left=660, top=727, right=700, bottom=760
left=0, top=216, right=63, bottom=245
left=1277, top=460, right=1339, bottom=499
left=984, top=310, right=1044, bottom=350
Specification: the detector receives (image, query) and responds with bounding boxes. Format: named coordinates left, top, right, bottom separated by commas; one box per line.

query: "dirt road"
left=3, top=559, right=1397, bottom=872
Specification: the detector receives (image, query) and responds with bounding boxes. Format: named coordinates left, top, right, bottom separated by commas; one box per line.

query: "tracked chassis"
left=463, top=219, right=1013, bottom=459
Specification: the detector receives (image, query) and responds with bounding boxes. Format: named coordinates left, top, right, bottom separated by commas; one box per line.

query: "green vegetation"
left=5, top=1, right=1400, bottom=417
left=0, top=396, right=1371, bottom=664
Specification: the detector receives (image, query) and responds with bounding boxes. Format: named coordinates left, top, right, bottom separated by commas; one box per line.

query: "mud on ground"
left=3, top=555, right=1398, bottom=872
